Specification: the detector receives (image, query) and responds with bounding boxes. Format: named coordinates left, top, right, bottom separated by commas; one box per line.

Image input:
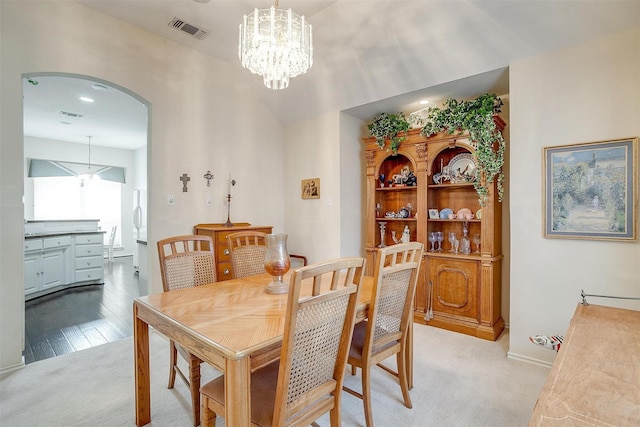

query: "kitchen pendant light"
left=77, top=135, right=100, bottom=186
left=238, top=0, right=313, bottom=90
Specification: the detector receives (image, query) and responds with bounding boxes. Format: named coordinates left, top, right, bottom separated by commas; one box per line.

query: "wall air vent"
left=168, top=17, right=209, bottom=40
left=59, top=111, right=83, bottom=118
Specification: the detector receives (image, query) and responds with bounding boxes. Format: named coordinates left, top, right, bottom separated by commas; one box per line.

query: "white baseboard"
left=507, top=351, right=553, bottom=368
left=0, top=356, right=25, bottom=375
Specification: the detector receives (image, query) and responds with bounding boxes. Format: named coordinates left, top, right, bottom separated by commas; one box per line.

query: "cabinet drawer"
left=75, top=234, right=104, bottom=245
left=217, top=262, right=233, bottom=280
left=75, top=268, right=103, bottom=282
left=216, top=227, right=272, bottom=244
left=75, top=244, right=103, bottom=257
left=217, top=245, right=231, bottom=263
left=24, top=239, right=43, bottom=252
left=44, top=235, right=71, bottom=249
left=75, top=256, right=103, bottom=270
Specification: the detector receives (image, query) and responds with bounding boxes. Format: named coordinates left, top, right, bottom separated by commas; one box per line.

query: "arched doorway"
left=22, top=73, right=150, bottom=363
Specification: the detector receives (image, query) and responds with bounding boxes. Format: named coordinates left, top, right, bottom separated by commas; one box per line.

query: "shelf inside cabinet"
left=427, top=219, right=481, bottom=223
left=376, top=217, right=417, bottom=222
left=376, top=186, right=417, bottom=191
left=427, top=182, right=475, bottom=189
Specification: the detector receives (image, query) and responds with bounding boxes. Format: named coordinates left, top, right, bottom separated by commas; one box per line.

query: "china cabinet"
left=363, top=117, right=505, bottom=340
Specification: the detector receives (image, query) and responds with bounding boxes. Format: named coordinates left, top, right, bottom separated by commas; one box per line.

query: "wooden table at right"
left=529, top=303, right=640, bottom=426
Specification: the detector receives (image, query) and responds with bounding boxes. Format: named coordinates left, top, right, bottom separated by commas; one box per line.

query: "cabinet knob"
left=223, top=269, right=230, bottom=275
left=224, top=249, right=230, bottom=256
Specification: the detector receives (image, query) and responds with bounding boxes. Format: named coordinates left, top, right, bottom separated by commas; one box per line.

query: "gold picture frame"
left=543, top=137, right=638, bottom=241
left=301, top=178, right=320, bottom=199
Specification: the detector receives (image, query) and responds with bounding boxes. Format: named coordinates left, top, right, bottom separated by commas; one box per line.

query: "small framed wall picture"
left=301, top=178, right=320, bottom=199
left=428, top=209, right=440, bottom=219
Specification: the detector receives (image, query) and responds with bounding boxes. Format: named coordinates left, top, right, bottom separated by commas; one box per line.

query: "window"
left=33, top=177, right=122, bottom=246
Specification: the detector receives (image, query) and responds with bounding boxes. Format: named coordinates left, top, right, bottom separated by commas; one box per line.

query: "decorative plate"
left=439, top=208, right=453, bottom=219
left=447, top=153, right=477, bottom=183
left=457, top=208, right=472, bottom=217
left=476, top=209, right=482, bottom=219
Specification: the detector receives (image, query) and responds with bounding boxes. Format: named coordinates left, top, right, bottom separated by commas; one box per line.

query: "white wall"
left=0, top=1, right=286, bottom=372
left=283, top=112, right=343, bottom=262
left=508, top=27, right=640, bottom=365
left=24, top=136, right=137, bottom=254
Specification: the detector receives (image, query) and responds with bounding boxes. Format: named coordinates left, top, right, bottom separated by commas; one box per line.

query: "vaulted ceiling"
left=23, top=1, right=640, bottom=149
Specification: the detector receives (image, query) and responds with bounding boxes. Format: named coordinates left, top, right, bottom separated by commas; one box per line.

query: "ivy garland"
left=421, top=94, right=505, bottom=206
left=367, top=112, right=410, bottom=155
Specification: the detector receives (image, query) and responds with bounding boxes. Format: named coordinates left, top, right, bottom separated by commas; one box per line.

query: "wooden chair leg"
left=362, top=365, right=374, bottom=427
left=201, top=395, right=217, bottom=427
left=189, top=358, right=201, bottom=426
left=396, top=350, right=412, bottom=409
left=168, top=341, right=177, bottom=389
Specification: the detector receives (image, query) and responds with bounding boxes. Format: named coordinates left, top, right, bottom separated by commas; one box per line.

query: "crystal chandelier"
left=238, top=0, right=313, bottom=90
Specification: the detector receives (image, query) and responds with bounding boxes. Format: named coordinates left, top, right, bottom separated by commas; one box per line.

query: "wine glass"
left=406, top=202, right=413, bottom=217
left=472, top=234, right=481, bottom=253
left=436, top=231, right=443, bottom=251
left=428, top=232, right=437, bottom=252
left=375, top=202, right=382, bottom=217
left=448, top=232, right=456, bottom=253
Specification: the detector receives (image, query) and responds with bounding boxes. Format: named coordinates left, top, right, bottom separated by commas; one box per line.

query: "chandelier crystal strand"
left=238, top=0, right=312, bottom=90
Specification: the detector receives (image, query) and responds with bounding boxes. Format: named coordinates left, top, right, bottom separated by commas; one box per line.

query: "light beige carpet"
left=0, top=324, right=549, bottom=426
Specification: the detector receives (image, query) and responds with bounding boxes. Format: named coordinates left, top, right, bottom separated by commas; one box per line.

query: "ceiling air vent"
left=168, top=17, right=209, bottom=40
left=60, top=111, right=83, bottom=118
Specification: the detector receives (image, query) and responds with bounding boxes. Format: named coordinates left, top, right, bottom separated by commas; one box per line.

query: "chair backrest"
left=108, top=225, right=117, bottom=247
left=273, top=257, right=366, bottom=425
left=366, top=242, right=423, bottom=356
left=226, top=231, right=268, bottom=279
left=157, top=235, right=216, bottom=292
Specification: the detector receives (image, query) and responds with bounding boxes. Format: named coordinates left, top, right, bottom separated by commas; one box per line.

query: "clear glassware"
left=472, top=233, right=481, bottom=253
left=460, top=227, right=471, bottom=255
left=436, top=231, right=443, bottom=251
left=428, top=232, right=437, bottom=252
left=448, top=232, right=456, bottom=253
left=375, top=202, right=382, bottom=217
left=264, top=233, right=291, bottom=294
left=378, top=222, right=387, bottom=248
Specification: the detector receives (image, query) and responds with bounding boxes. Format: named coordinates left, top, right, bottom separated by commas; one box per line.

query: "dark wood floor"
left=24, top=256, right=148, bottom=365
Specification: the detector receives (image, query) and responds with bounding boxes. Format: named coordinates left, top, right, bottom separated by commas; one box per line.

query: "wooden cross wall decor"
left=180, top=173, right=190, bottom=192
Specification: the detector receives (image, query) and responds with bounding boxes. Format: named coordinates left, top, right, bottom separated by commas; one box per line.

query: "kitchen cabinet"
left=24, top=236, right=70, bottom=296
left=24, top=230, right=104, bottom=300
left=73, top=233, right=105, bottom=283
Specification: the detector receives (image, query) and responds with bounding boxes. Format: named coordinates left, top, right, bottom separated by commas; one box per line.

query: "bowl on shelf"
left=439, top=208, right=453, bottom=219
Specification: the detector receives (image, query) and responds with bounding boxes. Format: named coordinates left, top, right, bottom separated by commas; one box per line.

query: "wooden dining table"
left=133, top=271, right=381, bottom=427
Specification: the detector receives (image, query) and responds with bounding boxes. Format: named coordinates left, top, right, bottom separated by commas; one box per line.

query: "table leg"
left=224, top=357, right=251, bottom=426
left=134, top=304, right=151, bottom=426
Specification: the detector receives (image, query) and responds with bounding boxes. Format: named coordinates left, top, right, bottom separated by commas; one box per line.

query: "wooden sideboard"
left=193, top=223, right=272, bottom=281
left=529, top=303, right=640, bottom=426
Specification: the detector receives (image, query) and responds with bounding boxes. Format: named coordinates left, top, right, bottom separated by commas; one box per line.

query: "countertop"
left=24, top=230, right=106, bottom=239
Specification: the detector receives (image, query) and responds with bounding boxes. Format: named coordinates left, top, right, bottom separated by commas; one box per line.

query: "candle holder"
left=224, top=176, right=237, bottom=227
left=264, top=233, right=291, bottom=294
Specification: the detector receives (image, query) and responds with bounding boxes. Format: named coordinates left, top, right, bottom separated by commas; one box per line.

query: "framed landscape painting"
left=543, top=137, right=637, bottom=241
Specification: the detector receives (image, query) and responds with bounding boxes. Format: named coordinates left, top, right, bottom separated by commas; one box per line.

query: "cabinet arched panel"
left=431, top=259, right=478, bottom=317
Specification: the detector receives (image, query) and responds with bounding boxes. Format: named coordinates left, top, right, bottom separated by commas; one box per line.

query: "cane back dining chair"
left=157, top=234, right=217, bottom=426
left=226, top=231, right=307, bottom=279
left=343, top=242, right=423, bottom=427
left=200, top=256, right=366, bottom=427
